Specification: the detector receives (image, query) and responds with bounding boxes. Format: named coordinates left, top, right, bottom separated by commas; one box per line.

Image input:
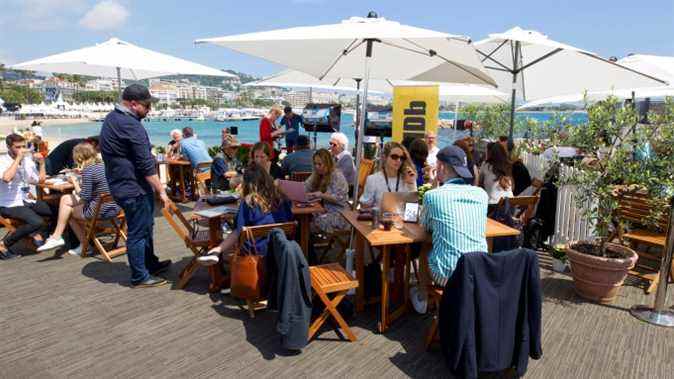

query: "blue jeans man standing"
left=100, top=84, right=171, bottom=287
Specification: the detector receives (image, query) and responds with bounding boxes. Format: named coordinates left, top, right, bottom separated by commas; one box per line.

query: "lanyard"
left=385, top=173, right=400, bottom=192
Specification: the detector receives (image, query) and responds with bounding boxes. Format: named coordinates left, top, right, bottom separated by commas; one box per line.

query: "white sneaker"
left=410, top=286, right=428, bottom=314
left=67, top=245, right=82, bottom=256
left=36, top=237, right=65, bottom=252
left=197, top=255, right=219, bottom=266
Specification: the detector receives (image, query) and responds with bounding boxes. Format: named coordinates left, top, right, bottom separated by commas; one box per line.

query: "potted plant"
left=549, top=244, right=568, bottom=273
left=558, top=97, right=674, bottom=303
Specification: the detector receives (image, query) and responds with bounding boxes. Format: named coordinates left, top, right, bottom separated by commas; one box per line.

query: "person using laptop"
left=197, top=163, right=292, bottom=266
left=304, top=149, right=349, bottom=234
left=360, top=142, right=417, bottom=209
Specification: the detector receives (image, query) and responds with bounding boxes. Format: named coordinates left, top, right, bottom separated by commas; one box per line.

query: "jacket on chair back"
left=439, top=249, right=542, bottom=378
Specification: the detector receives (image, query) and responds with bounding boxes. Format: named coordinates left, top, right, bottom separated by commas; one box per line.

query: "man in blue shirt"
left=421, top=145, right=488, bottom=286
left=100, top=84, right=171, bottom=288
left=179, top=127, right=212, bottom=169
left=280, top=106, right=302, bottom=153
left=280, top=135, right=314, bottom=177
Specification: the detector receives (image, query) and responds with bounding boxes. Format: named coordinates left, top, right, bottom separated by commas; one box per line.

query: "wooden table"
left=37, top=180, right=75, bottom=201
left=340, top=209, right=521, bottom=333
left=159, top=159, right=193, bottom=203
left=192, top=199, right=238, bottom=292
left=291, top=202, right=325, bottom=256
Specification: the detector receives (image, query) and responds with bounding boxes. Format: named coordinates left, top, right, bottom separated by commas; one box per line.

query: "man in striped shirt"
left=421, top=145, right=488, bottom=286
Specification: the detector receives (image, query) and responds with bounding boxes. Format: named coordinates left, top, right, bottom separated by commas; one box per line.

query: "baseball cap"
left=122, top=84, right=158, bottom=102
left=436, top=145, right=473, bottom=179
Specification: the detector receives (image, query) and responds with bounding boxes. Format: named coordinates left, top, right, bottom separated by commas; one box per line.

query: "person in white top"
left=425, top=131, right=440, bottom=168
left=329, top=132, right=356, bottom=185
left=0, top=134, right=49, bottom=259
left=360, top=141, right=417, bottom=208
left=478, top=142, right=514, bottom=205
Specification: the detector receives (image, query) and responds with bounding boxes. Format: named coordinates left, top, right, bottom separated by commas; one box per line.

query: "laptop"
left=381, top=191, right=420, bottom=223
left=278, top=179, right=312, bottom=204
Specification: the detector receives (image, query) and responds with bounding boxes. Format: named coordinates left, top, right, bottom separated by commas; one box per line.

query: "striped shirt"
left=422, top=178, right=488, bottom=282
left=80, top=163, right=121, bottom=219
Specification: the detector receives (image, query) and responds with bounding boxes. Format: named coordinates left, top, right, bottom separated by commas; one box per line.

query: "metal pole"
left=631, top=197, right=674, bottom=327
left=508, top=42, right=520, bottom=151
left=351, top=40, right=373, bottom=210
left=116, top=67, right=122, bottom=101
left=309, top=87, right=317, bottom=148
left=354, top=79, right=362, bottom=147
left=454, top=101, right=460, bottom=130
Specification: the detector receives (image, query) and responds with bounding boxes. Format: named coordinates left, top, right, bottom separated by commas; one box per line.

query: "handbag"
left=230, top=228, right=265, bottom=300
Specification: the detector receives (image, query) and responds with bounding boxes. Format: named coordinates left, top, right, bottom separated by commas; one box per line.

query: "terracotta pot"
left=565, top=241, right=638, bottom=304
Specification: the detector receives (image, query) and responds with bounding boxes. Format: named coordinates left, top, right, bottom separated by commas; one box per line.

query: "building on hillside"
left=150, top=82, right=179, bottom=104
left=284, top=90, right=311, bottom=109
left=84, top=79, right=116, bottom=91
left=39, top=77, right=80, bottom=101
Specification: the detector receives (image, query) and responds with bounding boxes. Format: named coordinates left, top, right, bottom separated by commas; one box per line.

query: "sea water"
left=43, top=111, right=587, bottom=150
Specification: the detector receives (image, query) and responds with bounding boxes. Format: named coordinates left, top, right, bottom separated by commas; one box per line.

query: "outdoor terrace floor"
left=1, top=204, right=674, bottom=378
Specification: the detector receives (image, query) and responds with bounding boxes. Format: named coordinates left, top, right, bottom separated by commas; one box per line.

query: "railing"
left=521, top=153, right=595, bottom=245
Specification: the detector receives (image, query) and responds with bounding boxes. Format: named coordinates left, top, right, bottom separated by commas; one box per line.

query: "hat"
left=436, top=145, right=473, bottom=179
left=122, top=84, right=158, bottom=102
left=222, top=134, right=241, bottom=148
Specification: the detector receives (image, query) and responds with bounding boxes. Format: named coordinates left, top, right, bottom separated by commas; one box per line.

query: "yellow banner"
left=392, top=85, right=439, bottom=143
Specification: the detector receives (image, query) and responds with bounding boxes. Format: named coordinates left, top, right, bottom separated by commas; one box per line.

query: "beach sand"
left=0, top=117, right=91, bottom=153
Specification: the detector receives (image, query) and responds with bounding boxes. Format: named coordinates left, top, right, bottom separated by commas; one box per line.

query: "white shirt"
left=478, top=163, right=513, bottom=205
left=427, top=145, right=440, bottom=168
left=359, top=171, right=417, bottom=208
left=0, top=154, right=39, bottom=208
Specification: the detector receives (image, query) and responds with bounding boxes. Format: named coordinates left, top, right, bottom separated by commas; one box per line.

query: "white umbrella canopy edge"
left=195, top=16, right=496, bottom=87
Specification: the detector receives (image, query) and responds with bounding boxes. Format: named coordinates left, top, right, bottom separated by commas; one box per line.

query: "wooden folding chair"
left=234, top=222, right=297, bottom=317
left=308, top=263, right=358, bottom=342
left=78, top=193, right=127, bottom=262
left=162, top=200, right=218, bottom=290
left=193, top=162, right=212, bottom=199
left=290, top=171, right=312, bottom=182
left=356, top=159, right=375, bottom=199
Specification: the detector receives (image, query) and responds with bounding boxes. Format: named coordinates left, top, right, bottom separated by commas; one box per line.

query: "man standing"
left=100, top=84, right=170, bottom=288
left=280, top=106, right=302, bottom=153
left=328, top=132, right=356, bottom=185
left=0, top=134, right=50, bottom=259
left=425, top=131, right=440, bottom=168
left=421, top=145, right=488, bottom=287
left=281, top=135, right=314, bottom=177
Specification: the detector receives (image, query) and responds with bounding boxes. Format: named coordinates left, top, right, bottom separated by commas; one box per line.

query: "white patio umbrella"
left=11, top=37, right=236, bottom=97
left=196, top=12, right=496, bottom=205
left=471, top=27, right=667, bottom=144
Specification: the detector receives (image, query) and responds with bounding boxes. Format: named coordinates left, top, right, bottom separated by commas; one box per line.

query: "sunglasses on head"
left=389, top=154, right=406, bottom=161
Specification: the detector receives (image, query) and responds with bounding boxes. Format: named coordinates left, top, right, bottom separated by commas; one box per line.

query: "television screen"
left=302, top=103, right=341, bottom=133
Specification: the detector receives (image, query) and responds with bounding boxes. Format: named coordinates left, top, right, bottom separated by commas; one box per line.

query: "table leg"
left=487, top=238, right=493, bottom=254
left=178, top=165, right=187, bottom=203
left=300, top=214, right=310, bottom=258
left=403, top=245, right=411, bottom=313
left=207, top=217, right=226, bottom=293
left=355, top=233, right=365, bottom=313
left=379, top=245, right=390, bottom=333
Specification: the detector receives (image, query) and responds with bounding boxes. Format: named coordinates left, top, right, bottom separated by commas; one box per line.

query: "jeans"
left=0, top=200, right=52, bottom=253
left=118, top=193, right=160, bottom=284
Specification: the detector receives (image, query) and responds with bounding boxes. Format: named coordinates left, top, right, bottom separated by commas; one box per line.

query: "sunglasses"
left=389, top=154, right=406, bottom=161
left=329, top=142, right=338, bottom=147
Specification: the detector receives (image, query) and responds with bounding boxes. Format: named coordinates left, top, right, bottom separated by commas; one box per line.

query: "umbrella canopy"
left=196, top=16, right=495, bottom=86
left=244, top=69, right=508, bottom=103
left=11, top=37, right=235, bottom=80
left=619, top=54, right=674, bottom=84
left=474, top=27, right=666, bottom=101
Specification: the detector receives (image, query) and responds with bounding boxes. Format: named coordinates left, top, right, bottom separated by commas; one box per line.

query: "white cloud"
left=79, top=1, right=129, bottom=31
left=7, top=0, right=88, bottom=30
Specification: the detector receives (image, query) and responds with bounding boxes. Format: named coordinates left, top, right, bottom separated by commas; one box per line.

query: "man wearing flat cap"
left=100, top=84, right=171, bottom=288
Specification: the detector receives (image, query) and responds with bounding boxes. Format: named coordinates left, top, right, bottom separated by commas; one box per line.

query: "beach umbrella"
left=11, top=37, right=236, bottom=97
left=471, top=27, right=667, bottom=145
left=196, top=12, right=496, bottom=205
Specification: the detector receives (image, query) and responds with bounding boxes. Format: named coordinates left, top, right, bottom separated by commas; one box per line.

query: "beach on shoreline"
left=0, top=117, right=91, bottom=153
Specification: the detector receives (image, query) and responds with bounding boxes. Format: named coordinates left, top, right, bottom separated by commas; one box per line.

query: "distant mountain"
left=157, top=70, right=259, bottom=90
left=223, top=70, right=259, bottom=84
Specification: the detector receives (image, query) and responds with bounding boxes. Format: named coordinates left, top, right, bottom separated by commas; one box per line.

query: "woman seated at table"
left=251, top=142, right=283, bottom=180
left=478, top=142, right=514, bottom=209
left=197, top=163, right=292, bottom=266
left=304, top=149, right=349, bottom=234
left=37, top=143, right=121, bottom=255
left=360, top=141, right=417, bottom=209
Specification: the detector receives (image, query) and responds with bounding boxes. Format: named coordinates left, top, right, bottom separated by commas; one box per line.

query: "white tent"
left=472, top=27, right=667, bottom=142
left=11, top=37, right=236, bottom=95
left=196, top=13, right=496, bottom=205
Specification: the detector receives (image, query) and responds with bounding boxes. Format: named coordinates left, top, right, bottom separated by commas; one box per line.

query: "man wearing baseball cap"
left=100, top=84, right=171, bottom=288
left=414, top=145, right=489, bottom=309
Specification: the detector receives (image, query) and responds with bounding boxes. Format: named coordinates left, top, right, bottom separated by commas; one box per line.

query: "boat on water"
left=214, top=109, right=262, bottom=122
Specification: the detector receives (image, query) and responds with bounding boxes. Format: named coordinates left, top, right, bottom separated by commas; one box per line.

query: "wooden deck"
left=1, top=206, right=674, bottom=378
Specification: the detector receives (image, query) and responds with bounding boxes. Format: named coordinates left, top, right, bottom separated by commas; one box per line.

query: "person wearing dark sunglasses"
left=359, top=141, right=417, bottom=208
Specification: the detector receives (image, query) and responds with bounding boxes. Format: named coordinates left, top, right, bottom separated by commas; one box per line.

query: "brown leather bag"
left=231, top=228, right=265, bottom=300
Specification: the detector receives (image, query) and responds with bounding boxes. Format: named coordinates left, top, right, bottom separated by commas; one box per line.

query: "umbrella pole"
left=508, top=41, right=521, bottom=151
left=116, top=67, right=122, bottom=101
left=351, top=41, right=373, bottom=210
left=454, top=101, right=460, bottom=130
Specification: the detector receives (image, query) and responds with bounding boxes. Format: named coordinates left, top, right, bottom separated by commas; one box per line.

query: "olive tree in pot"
left=559, top=97, right=674, bottom=304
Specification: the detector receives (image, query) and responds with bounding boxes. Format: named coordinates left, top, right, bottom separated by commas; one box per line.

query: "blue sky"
left=2, top=0, right=673, bottom=77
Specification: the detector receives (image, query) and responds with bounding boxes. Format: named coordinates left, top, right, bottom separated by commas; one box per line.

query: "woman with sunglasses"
left=360, top=142, right=417, bottom=208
